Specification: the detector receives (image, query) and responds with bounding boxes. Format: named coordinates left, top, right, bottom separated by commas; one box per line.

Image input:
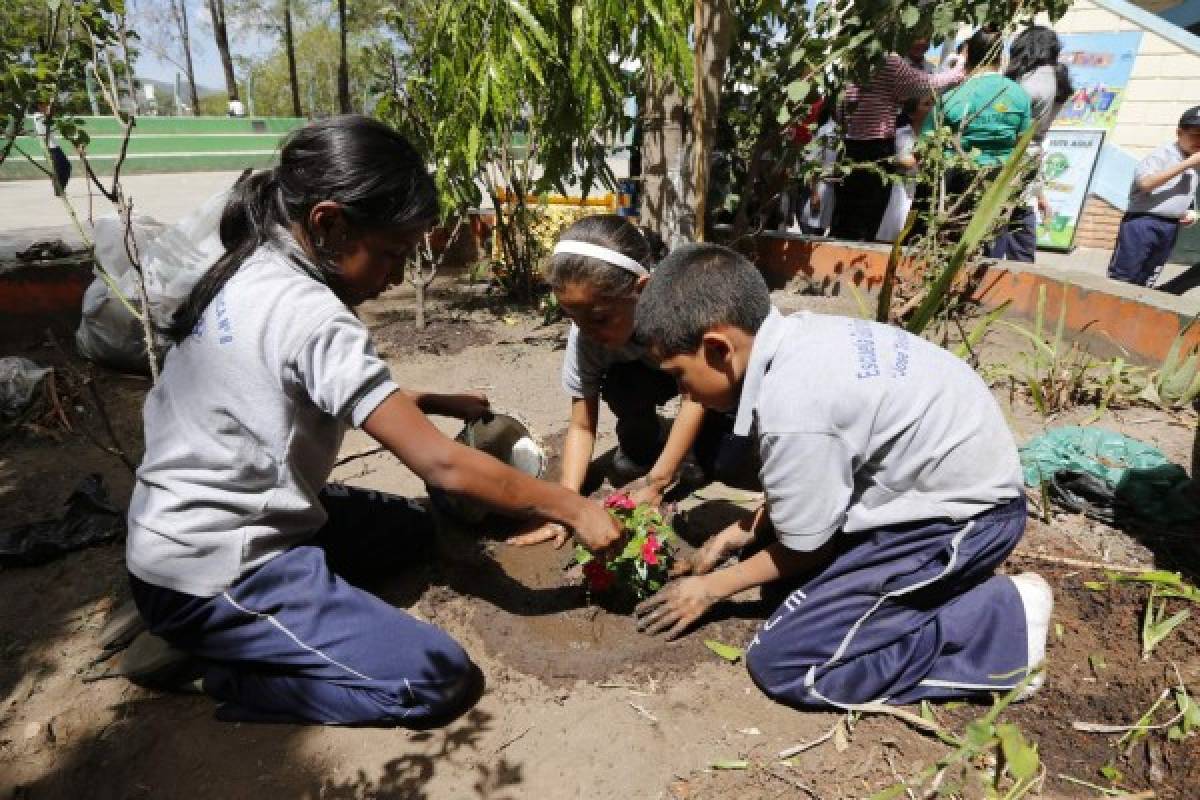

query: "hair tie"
left=552, top=240, right=650, bottom=277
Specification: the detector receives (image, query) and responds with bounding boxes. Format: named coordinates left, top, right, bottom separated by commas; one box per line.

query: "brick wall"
left=1074, top=194, right=1124, bottom=249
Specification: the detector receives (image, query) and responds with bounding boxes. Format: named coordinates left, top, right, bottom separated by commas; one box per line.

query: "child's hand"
left=505, top=521, right=569, bottom=549
left=567, top=498, right=622, bottom=554
left=624, top=474, right=668, bottom=509
left=674, top=517, right=759, bottom=577
left=634, top=575, right=719, bottom=639
left=1183, top=210, right=1198, bottom=227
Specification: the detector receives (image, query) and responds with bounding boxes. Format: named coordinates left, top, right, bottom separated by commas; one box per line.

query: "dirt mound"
left=371, top=315, right=494, bottom=358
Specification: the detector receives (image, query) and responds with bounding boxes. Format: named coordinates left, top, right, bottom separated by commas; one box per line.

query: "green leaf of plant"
left=506, top=0, right=552, bottom=50
left=573, top=544, right=593, bottom=566
left=965, top=719, right=995, bottom=748
left=1089, top=653, right=1106, bottom=673
left=710, top=759, right=750, bottom=770
left=997, top=723, right=1039, bottom=782
left=785, top=79, right=810, bottom=104
left=704, top=639, right=744, bottom=663
left=900, top=5, right=920, bottom=27
left=1099, top=762, right=1123, bottom=783
left=1083, top=581, right=1108, bottom=591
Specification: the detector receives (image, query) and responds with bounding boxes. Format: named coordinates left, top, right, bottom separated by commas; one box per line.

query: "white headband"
left=552, top=240, right=650, bottom=277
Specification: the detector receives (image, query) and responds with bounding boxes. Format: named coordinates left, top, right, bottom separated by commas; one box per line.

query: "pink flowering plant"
left=574, top=491, right=676, bottom=601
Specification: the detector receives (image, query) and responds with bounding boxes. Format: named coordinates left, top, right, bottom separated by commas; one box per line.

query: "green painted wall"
left=1, top=116, right=306, bottom=180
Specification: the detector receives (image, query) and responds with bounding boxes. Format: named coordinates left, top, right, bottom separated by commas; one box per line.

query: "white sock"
left=1010, top=572, right=1053, bottom=697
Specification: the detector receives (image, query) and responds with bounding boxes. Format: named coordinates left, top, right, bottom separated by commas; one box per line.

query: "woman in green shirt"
left=928, top=29, right=1032, bottom=198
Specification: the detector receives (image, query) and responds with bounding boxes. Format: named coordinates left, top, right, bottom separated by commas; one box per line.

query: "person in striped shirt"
left=831, top=39, right=964, bottom=242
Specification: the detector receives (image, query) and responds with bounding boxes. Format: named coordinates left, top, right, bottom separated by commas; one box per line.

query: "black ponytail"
left=168, top=114, right=438, bottom=342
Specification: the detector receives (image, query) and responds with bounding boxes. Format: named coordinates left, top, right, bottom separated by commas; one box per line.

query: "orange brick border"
left=752, top=237, right=1200, bottom=364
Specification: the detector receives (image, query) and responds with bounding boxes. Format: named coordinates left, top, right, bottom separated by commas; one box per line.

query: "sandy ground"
left=1, top=281, right=1199, bottom=799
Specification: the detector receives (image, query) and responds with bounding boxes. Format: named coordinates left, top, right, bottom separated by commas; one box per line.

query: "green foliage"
left=869, top=671, right=1044, bottom=799
left=1140, top=316, right=1200, bottom=410
left=1141, top=588, right=1190, bottom=660
left=372, top=0, right=689, bottom=303
left=241, top=20, right=380, bottom=117
left=906, top=126, right=1037, bottom=335
left=1, top=0, right=130, bottom=165
left=718, top=0, right=1070, bottom=243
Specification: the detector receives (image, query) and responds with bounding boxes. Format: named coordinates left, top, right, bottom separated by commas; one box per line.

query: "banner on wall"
left=1054, top=31, right=1142, bottom=131
left=1037, top=129, right=1106, bottom=251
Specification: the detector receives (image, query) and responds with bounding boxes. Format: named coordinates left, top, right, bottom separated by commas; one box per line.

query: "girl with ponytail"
left=127, top=115, right=619, bottom=726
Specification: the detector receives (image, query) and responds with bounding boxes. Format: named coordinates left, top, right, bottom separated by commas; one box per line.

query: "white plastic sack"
left=0, top=357, right=52, bottom=424
left=76, top=188, right=230, bottom=372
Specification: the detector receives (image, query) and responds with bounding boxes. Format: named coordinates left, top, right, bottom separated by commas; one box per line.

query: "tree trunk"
left=336, top=0, right=351, bottom=113
left=414, top=279, right=426, bottom=330
left=283, top=0, right=302, bottom=117
left=206, top=0, right=240, bottom=102
left=176, top=0, right=200, bottom=113
left=691, top=0, right=735, bottom=242
left=640, top=65, right=691, bottom=247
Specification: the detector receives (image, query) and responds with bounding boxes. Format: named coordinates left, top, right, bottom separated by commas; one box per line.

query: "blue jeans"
left=130, top=485, right=478, bottom=725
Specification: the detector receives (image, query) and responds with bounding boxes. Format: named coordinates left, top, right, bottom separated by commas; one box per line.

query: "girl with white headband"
left=509, top=214, right=739, bottom=549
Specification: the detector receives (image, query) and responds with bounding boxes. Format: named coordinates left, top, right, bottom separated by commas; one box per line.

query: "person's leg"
left=1142, top=218, right=1181, bottom=289
left=745, top=497, right=1033, bottom=708
left=988, top=207, right=1038, bottom=263
left=833, top=139, right=894, bottom=241
left=1108, top=215, right=1156, bottom=285
left=314, top=483, right=437, bottom=583
left=132, top=545, right=477, bottom=726
left=600, top=360, right=678, bottom=468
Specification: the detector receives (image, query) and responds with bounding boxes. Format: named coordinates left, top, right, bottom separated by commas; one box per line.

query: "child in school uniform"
left=632, top=243, right=1052, bottom=707
left=1107, top=107, right=1200, bottom=288
left=126, top=116, right=620, bottom=726
left=509, top=215, right=744, bottom=548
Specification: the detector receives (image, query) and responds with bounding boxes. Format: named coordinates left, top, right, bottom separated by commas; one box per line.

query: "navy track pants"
left=745, top=496, right=1029, bottom=708
left=130, top=485, right=476, bottom=726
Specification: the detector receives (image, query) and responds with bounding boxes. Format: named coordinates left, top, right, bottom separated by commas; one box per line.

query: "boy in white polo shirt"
left=633, top=243, right=1052, bottom=707
left=1107, top=106, right=1200, bottom=288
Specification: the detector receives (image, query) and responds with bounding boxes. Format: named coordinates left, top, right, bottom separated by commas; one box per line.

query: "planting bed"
left=1, top=282, right=1198, bottom=799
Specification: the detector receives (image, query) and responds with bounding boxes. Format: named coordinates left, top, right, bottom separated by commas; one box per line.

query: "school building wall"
left=1050, top=0, right=1200, bottom=262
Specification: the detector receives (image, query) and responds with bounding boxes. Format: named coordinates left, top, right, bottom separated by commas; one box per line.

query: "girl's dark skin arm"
left=363, top=391, right=621, bottom=552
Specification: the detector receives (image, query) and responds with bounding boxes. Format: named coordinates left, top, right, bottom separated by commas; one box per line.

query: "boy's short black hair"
left=633, top=243, right=772, bottom=356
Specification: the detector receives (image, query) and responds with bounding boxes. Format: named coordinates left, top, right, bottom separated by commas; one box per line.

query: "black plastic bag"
left=0, top=474, right=125, bottom=567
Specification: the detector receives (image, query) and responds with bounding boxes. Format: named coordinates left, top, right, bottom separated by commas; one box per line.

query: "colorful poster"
left=1054, top=32, right=1142, bottom=131
left=1037, top=129, right=1106, bottom=251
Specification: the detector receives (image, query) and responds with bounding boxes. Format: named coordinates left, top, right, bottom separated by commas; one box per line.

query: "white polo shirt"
left=734, top=308, right=1022, bottom=552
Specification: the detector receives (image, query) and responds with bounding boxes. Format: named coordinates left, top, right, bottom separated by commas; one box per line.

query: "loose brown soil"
left=2, top=279, right=1198, bottom=799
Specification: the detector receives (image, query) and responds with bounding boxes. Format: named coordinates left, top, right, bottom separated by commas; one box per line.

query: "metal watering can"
left=428, top=412, right=547, bottom=524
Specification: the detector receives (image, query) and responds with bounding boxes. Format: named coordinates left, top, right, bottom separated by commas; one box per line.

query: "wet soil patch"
left=370, top=315, right=494, bottom=358
left=438, top=533, right=763, bottom=686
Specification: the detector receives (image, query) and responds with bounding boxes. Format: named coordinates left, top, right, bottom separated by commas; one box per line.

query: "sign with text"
left=1055, top=32, right=1142, bottom=131
left=1037, top=128, right=1106, bottom=251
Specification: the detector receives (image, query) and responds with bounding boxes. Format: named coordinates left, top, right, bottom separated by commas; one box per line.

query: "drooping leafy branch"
left=372, top=0, right=690, bottom=302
